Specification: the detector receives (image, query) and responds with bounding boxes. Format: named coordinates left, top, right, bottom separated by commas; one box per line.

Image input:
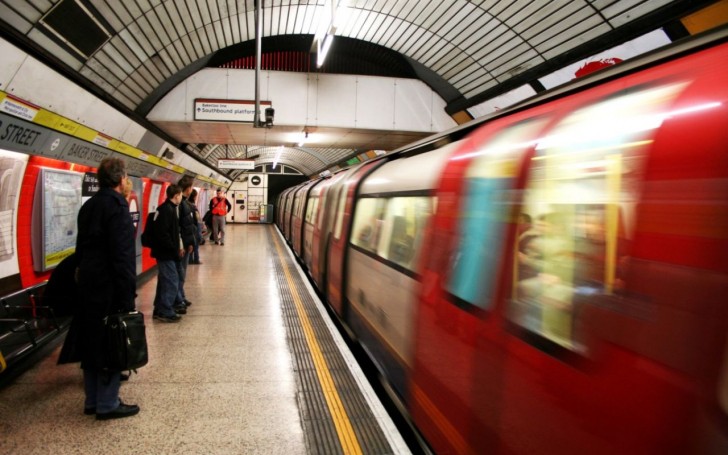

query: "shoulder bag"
left=103, top=311, right=148, bottom=372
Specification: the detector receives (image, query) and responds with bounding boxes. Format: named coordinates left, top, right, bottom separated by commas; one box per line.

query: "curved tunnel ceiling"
left=0, top=0, right=715, bottom=178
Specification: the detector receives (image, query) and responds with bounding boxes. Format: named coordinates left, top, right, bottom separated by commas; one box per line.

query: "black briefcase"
left=103, top=311, right=148, bottom=371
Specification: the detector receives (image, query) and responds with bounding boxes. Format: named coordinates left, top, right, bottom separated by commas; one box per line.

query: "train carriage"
left=276, top=27, right=728, bottom=455
left=410, top=31, right=728, bottom=455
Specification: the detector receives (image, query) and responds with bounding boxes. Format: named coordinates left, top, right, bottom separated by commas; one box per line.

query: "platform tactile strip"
left=268, top=230, right=394, bottom=454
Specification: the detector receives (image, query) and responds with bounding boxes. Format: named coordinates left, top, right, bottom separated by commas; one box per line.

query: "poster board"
left=31, top=168, right=83, bottom=272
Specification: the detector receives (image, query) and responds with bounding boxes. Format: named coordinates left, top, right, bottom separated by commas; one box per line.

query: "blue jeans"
left=83, top=368, right=121, bottom=413
left=176, top=251, right=189, bottom=305
left=192, top=225, right=201, bottom=263
left=154, top=259, right=179, bottom=317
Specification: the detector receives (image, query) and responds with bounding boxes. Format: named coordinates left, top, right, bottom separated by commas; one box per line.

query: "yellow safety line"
left=272, top=233, right=364, bottom=455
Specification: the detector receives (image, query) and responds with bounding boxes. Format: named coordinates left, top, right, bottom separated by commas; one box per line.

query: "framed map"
left=31, top=168, right=83, bottom=272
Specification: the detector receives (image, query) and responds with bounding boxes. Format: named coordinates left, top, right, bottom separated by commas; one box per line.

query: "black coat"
left=58, top=187, right=136, bottom=368
left=150, top=198, right=181, bottom=261
left=179, top=197, right=196, bottom=248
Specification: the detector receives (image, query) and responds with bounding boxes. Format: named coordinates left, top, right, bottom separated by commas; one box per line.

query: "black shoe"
left=153, top=313, right=181, bottom=323
left=183, top=299, right=192, bottom=307
left=173, top=305, right=187, bottom=314
left=84, top=407, right=96, bottom=415
left=96, top=401, right=140, bottom=420
left=120, top=373, right=130, bottom=382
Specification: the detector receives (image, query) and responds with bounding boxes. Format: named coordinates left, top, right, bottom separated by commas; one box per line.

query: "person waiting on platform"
left=57, top=157, right=139, bottom=420
left=150, top=184, right=185, bottom=323
left=209, top=188, right=232, bottom=245
left=188, top=189, right=203, bottom=264
left=174, top=176, right=197, bottom=311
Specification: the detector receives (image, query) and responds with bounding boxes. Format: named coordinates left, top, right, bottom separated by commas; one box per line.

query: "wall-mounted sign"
left=218, top=159, right=255, bottom=170
left=194, top=99, right=272, bottom=123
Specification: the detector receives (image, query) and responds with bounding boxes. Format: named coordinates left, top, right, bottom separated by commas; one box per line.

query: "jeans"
left=192, top=225, right=201, bottom=263
left=212, top=215, right=226, bottom=242
left=154, top=259, right=179, bottom=317
left=176, top=252, right=189, bottom=305
left=83, top=368, right=121, bottom=413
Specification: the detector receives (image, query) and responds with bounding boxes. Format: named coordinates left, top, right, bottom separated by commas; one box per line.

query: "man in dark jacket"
left=174, top=176, right=197, bottom=310
left=57, top=157, right=139, bottom=420
left=151, top=184, right=184, bottom=322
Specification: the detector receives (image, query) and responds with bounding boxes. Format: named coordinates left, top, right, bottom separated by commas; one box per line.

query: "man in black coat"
left=151, top=184, right=185, bottom=322
left=174, top=176, right=197, bottom=311
left=57, top=157, right=139, bottom=420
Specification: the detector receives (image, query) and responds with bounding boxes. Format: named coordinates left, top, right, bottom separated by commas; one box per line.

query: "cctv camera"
left=264, top=107, right=275, bottom=128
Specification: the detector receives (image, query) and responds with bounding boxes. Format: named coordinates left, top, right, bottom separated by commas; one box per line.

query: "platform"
left=0, top=224, right=410, bottom=454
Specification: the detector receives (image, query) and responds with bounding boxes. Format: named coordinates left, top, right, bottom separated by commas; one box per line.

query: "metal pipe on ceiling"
left=254, top=0, right=263, bottom=128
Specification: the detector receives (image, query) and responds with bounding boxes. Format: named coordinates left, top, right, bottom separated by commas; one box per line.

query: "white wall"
left=148, top=68, right=456, bottom=133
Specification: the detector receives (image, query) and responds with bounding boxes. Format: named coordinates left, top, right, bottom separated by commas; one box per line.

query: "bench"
left=0, top=281, right=69, bottom=373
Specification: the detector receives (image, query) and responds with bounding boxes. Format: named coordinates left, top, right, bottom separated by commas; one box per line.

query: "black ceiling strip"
left=449, top=2, right=588, bottom=89
left=663, top=19, right=690, bottom=41
left=398, top=3, right=442, bottom=57
left=408, top=5, right=468, bottom=69
left=445, top=0, right=718, bottom=114
left=188, top=0, right=214, bottom=53
left=375, top=2, right=407, bottom=47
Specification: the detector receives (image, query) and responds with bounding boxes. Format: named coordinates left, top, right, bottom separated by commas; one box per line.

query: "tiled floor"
left=0, top=225, right=310, bottom=454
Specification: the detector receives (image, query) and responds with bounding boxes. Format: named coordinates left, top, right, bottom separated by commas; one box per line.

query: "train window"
left=446, top=117, right=547, bottom=310
left=352, top=196, right=434, bottom=272
left=509, top=82, right=687, bottom=352
left=305, top=196, right=319, bottom=224
left=379, top=197, right=433, bottom=271
left=352, top=198, right=387, bottom=253
left=333, top=184, right=348, bottom=239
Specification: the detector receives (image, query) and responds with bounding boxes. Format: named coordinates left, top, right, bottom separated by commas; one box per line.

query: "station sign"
left=218, top=159, right=255, bottom=170
left=194, top=99, right=271, bottom=123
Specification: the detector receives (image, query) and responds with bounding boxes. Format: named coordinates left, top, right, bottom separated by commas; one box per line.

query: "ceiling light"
left=273, top=146, right=284, bottom=169
left=298, top=130, right=309, bottom=147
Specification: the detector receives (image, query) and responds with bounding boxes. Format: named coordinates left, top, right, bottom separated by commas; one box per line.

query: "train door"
left=326, top=160, right=384, bottom=317
left=311, top=170, right=348, bottom=290
left=292, top=181, right=317, bottom=256
left=410, top=111, right=553, bottom=455
left=301, top=179, right=324, bottom=266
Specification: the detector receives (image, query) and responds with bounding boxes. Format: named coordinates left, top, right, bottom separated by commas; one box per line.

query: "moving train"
left=276, top=26, right=728, bottom=454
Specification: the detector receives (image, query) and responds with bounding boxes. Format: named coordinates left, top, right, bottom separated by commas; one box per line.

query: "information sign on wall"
left=194, top=99, right=271, bottom=122
left=218, top=159, right=255, bottom=170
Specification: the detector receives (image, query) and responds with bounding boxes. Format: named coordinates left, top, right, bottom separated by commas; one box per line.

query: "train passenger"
left=174, top=176, right=196, bottom=310
left=209, top=188, right=231, bottom=245
left=57, top=157, right=139, bottom=420
left=151, top=184, right=185, bottom=323
left=188, top=189, right=203, bottom=265
left=516, top=212, right=575, bottom=344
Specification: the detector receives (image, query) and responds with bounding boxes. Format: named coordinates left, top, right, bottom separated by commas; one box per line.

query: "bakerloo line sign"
left=194, top=98, right=271, bottom=123
left=194, top=99, right=269, bottom=170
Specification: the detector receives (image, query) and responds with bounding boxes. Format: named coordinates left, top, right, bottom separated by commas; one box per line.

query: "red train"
left=277, top=27, right=728, bottom=454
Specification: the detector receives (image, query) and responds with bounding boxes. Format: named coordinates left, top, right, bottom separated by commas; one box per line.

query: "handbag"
left=102, top=311, right=148, bottom=371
